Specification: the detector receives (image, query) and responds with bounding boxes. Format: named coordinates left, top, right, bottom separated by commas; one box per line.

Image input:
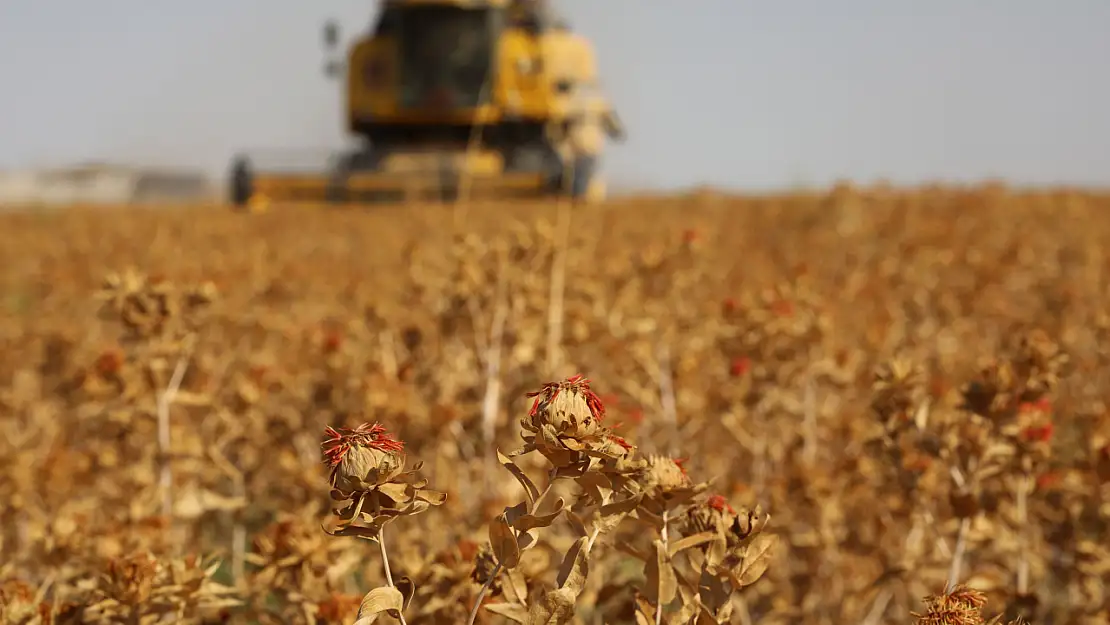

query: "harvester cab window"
left=371, top=8, right=398, bottom=36
left=397, top=6, right=499, bottom=109
left=508, top=0, right=567, bottom=32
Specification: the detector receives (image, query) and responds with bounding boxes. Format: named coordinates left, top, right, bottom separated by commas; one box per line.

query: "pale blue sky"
left=2, top=1, right=1108, bottom=190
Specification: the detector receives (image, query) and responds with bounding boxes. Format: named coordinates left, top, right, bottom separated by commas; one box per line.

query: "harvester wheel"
left=229, top=156, right=253, bottom=209
left=325, top=178, right=349, bottom=204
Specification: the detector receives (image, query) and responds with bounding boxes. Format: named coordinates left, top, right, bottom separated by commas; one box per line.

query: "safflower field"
left=2, top=185, right=1109, bottom=624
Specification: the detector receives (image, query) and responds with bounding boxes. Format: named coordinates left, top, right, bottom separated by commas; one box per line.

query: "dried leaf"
left=525, top=587, right=578, bottom=625
left=490, top=512, right=522, bottom=569
left=601, top=494, right=644, bottom=517
left=644, top=539, right=677, bottom=607
left=395, top=576, right=416, bottom=611
left=576, top=472, right=614, bottom=504
left=668, top=531, right=717, bottom=557
left=635, top=506, right=665, bottom=530
left=616, top=539, right=651, bottom=562
left=705, top=534, right=728, bottom=569
left=565, top=510, right=589, bottom=538
left=322, top=520, right=387, bottom=541
left=555, top=536, right=589, bottom=595
left=486, top=602, right=530, bottom=622
left=697, top=568, right=731, bottom=613
left=353, top=585, right=404, bottom=625
left=415, top=488, right=447, bottom=505
left=633, top=594, right=655, bottom=625
left=498, top=448, right=540, bottom=505
left=672, top=601, right=700, bottom=624
left=511, top=497, right=566, bottom=532
left=729, top=533, right=777, bottom=588
left=504, top=569, right=529, bottom=605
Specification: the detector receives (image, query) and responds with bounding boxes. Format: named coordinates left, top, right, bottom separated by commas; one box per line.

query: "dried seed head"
left=606, top=434, right=635, bottom=454
left=684, top=494, right=735, bottom=535
left=0, top=580, right=41, bottom=623
left=913, top=585, right=990, bottom=625
left=102, top=552, right=160, bottom=606
left=523, top=374, right=605, bottom=438
left=707, top=494, right=734, bottom=513
left=642, top=455, right=691, bottom=493
left=871, top=357, right=925, bottom=426
left=683, top=495, right=768, bottom=553
left=322, top=422, right=406, bottom=492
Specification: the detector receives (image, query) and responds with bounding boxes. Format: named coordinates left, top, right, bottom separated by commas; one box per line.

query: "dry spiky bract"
left=913, top=585, right=1025, bottom=625
left=8, top=188, right=1110, bottom=623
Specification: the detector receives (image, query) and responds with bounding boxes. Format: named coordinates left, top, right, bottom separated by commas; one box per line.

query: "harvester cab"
left=229, top=0, right=625, bottom=208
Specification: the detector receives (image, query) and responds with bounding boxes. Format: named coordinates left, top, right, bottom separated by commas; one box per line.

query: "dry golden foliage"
left=3, top=187, right=1110, bottom=624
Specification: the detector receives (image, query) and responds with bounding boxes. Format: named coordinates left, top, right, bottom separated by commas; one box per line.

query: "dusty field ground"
left=2, top=186, right=1110, bottom=624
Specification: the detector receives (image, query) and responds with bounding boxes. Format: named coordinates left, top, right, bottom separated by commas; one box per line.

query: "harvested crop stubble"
left=2, top=185, right=1110, bottom=624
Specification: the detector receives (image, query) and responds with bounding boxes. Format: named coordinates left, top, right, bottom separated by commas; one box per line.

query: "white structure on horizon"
left=0, top=162, right=215, bottom=206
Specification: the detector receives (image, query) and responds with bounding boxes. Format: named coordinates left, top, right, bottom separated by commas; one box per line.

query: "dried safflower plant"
left=471, top=375, right=611, bottom=625
left=472, top=375, right=777, bottom=625
left=92, top=269, right=219, bottom=522
left=81, top=551, right=239, bottom=624
left=9, top=188, right=1110, bottom=624
left=623, top=490, right=776, bottom=624
left=320, top=422, right=445, bottom=624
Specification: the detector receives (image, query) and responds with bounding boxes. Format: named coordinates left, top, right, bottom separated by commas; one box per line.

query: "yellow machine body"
left=231, top=0, right=624, bottom=207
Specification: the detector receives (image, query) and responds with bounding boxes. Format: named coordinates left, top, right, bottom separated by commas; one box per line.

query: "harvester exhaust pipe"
left=322, top=20, right=344, bottom=78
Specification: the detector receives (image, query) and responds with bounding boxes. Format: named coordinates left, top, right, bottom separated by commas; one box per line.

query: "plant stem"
left=656, top=342, right=678, bottom=456
left=861, top=514, right=925, bottom=624
left=480, top=262, right=509, bottom=493
left=534, top=478, right=555, bottom=512
left=1016, top=473, right=1030, bottom=595
left=802, top=373, right=818, bottom=465
left=377, top=526, right=407, bottom=625
left=656, top=511, right=669, bottom=625
left=466, top=563, right=502, bottom=625
left=861, top=587, right=893, bottom=625
left=545, top=198, right=571, bottom=374
left=946, top=517, right=971, bottom=591
left=585, top=526, right=602, bottom=553
left=156, top=348, right=192, bottom=520
left=231, top=476, right=246, bottom=585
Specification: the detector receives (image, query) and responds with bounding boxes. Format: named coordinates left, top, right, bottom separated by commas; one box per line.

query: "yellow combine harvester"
left=229, top=0, right=625, bottom=208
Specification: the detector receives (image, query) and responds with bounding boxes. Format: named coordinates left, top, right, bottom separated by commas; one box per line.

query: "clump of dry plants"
left=3, top=187, right=1110, bottom=623
left=467, top=374, right=777, bottom=624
